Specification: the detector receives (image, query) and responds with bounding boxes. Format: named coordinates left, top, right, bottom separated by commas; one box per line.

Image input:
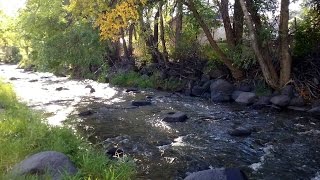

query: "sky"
left=0, top=0, right=302, bottom=17
left=0, top=0, right=27, bottom=17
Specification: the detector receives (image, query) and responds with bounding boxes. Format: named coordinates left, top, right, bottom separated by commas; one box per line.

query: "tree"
left=239, top=0, right=292, bottom=89
left=186, top=0, right=244, bottom=80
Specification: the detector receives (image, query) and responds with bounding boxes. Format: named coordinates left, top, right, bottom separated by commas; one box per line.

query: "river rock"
left=252, top=96, right=271, bottom=109
left=228, top=127, right=252, bottom=137
left=281, top=85, right=295, bottom=98
left=106, top=147, right=124, bottom=158
left=308, top=106, right=320, bottom=118
left=237, top=84, right=252, bottom=92
left=270, top=95, right=291, bottom=107
left=29, top=79, right=38, bottom=82
left=78, top=110, right=94, bottom=116
left=9, top=77, right=18, bottom=80
left=55, top=87, right=69, bottom=91
left=11, top=151, right=78, bottom=180
left=210, top=79, right=234, bottom=103
left=312, top=100, right=320, bottom=108
left=289, top=97, right=305, bottom=107
left=125, top=88, right=140, bottom=93
left=85, top=85, right=95, bottom=93
left=132, top=100, right=151, bottom=106
left=191, top=86, right=206, bottom=97
left=287, top=106, right=308, bottom=112
left=210, top=79, right=235, bottom=95
left=163, top=112, right=187, bottom=122
left=232, top=91, right=243, bottom=101
left=235, top=92, right=256, bottom=105
left=211, top=92, right=232, bottom=102
left=184, top=168, right=247, bottom=180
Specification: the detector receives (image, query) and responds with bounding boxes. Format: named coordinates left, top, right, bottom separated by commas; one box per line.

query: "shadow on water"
left=66, top=91, right=320, bottom=180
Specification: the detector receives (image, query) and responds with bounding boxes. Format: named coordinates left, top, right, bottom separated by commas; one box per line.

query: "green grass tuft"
left=0, top=80, right=135, bottom=179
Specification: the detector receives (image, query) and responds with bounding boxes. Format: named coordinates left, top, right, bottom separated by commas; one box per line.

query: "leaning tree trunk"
left=239, top=0, right=279, bottom=89
left=187, top=0, right=244, bottom=80
left=279, top=0, right=292, bottom=87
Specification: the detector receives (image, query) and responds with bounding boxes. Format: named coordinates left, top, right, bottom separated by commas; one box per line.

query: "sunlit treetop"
left=68, top=0, right=146, bottom=41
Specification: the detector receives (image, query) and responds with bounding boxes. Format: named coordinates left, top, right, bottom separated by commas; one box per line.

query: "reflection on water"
left=1, top=64, right=320, bottom=179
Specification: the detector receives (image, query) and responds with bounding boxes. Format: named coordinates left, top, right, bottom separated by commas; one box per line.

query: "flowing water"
left=1, top=64, right=320, bottom=180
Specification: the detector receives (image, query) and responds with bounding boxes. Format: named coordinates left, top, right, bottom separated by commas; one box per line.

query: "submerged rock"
left=163, top=112, right=188, bottom=122
left=132, top=100, right=152, bottom=106
left=28, top=79, right=38, bottom=82
left=78, top=110, right=94, bottom=116
left=12, top=151, right=78, bottom=180
left=55, top=87, right=69, bottom=91
left=308, top=106, right=320, bottom=118
left=9, top=77, right=19, bottom=80
left=228, top=127, right=252, bottom=137
left=184, top=168, right=247, bottom=180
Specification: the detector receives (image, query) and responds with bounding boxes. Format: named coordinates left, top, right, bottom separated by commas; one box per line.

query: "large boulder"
left=12, top=151, right=78, bottom=180
left=210, top=79, right=234, bottom=103
left=184, top=168, right=247, bottom=180
left=270, top=95, right=291, bottom=107
left=235, top=92, right=256, bottom=105
left=163, top=112, right=187, bottom=122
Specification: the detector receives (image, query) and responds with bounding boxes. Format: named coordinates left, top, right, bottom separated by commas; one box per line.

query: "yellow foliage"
left=68, top=0, right=147, bottom=41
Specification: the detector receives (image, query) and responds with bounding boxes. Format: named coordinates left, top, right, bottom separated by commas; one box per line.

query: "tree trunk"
left=239, top=0, right=279, bottom=89
left=137, top=7, right=162, bottom=64
left=154, top=10, right=160, bottom=49
left=187, top=0, right=243, bottom=80
left=159, top=1, right=168, bottom=65
left=233, top=0, right=244, bottom=46
left=219, top=0, right=235, bottom=47
left=128, top=23, right=135, bottom=57
left=175, top=0, right=183, bottom=49
left=279, top=0, right=292, bottom=87
left=120, top=28, right=130, bottom=60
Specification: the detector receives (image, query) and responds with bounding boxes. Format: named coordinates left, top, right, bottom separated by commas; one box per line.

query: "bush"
left=0, top=46, right=22, bottom=63
left=0, top=81, right=135, bottom=179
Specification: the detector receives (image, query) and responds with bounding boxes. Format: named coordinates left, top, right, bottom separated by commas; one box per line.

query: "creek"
left=1, top=64, right=319, bottom=180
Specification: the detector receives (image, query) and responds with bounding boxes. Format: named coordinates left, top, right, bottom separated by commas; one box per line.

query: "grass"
left=110, top=71, right=184, bottom=91
left=0, top=80, right=136, bottom=179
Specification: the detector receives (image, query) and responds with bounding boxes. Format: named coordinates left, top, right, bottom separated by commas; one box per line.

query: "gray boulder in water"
left=11, top=151, right=78, bottom=180
left=184, top=168, right=247, bottom=180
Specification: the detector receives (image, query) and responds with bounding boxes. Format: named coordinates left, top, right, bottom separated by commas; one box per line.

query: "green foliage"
left=0, top=81, right=135, bottom=179
left=110, top=71, right=153, bottom=88
left=293, top=8, right=320, bottom=57
left=110, top=71, right=184, bottom=91
left=18, top=0, right=107, bottom=79
left=254, top=81, right=272, bottom=96
left=0, top=46, right=22, bottom=63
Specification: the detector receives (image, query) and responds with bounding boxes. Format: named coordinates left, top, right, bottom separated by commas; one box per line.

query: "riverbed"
left=1, top=64, right=319, bottom=180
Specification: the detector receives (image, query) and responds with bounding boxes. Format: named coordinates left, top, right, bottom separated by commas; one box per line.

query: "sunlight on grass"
left=0, top=80, right=135, bottom=179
